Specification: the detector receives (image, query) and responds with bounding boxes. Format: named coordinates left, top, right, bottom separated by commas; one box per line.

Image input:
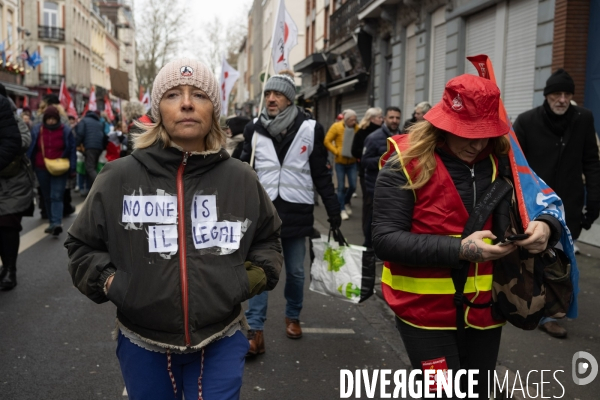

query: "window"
left=306, top=26, right=310, bottom=55
left=324, top=8, right=329, bottom=47
left=0, top=7, right=4, bottom=43
left=7, top=13, right=13, bottom=46
left=43, top=46, right=59, bottom=75
left=44, top=2, right=59, bottom=27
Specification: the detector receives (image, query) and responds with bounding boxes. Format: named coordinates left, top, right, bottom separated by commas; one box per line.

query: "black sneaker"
left=63, top=205, right=76, bottom=217
left=44, top=226, right=53, bottom=234
left=52, top=225, right=63, bottom=236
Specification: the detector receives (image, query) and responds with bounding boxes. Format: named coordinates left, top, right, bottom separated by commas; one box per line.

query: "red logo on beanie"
left=451, top=94, right=464, bottom=112
left=180, top=66, right=193, bottom=77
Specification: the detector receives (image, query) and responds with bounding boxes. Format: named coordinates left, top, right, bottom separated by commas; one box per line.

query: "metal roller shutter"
left=404, top=33, right=417, bottom=114
left=341, top=87, right=369, bottom=121
left=503, top=0, right=538, bottom=122
left=316, top=97, right=334, bottom=132
left=431, top=22, right=447, bottom=104
left=465, top=6, right=497, bottom=76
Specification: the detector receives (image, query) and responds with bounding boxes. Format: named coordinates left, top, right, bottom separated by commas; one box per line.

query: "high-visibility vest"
left=380, top=134, right=504, bottom=330
left=253, top=119, right=315, bottom=204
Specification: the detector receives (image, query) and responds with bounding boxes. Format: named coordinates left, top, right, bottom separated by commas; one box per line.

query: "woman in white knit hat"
left=65, top=58, right=283, bottom=399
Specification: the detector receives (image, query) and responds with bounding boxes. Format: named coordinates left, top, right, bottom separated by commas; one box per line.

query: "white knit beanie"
left=151, top=58, right=221, bottom=120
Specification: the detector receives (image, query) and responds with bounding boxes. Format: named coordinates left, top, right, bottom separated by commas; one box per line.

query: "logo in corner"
left=478, top=62, right=488, bottom=77
left=451, top=94, right=464, bottom=112
left=180, top=66, right=194, bottom=77
left=300, top=145, right=307, bottom=154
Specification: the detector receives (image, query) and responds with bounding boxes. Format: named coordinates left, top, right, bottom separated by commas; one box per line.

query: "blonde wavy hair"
left=132, top=112, right=227, bottom=151
left=358, top=107, right=383, bottom=129
left=390, top=121, right=510, bottom=190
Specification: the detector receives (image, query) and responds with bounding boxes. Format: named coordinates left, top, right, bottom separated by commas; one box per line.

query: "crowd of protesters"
left=0, top=89, right=135, bottom=290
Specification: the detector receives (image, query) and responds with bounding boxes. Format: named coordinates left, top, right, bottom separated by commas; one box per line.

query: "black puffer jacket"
left=76, top=111, right=105, bottom=150
left=0, top=115, right=34, bottom=217
left=240, top=108, right=339, bottom=238
left=351, top=122, right=381, bottom=178
left=0, top=95, right=21, bottom=171
left=372, top=148, right=562, bottom=267
left=362, top=124, right=400, bottom=195
left=513, top=103, right=600, bottom=239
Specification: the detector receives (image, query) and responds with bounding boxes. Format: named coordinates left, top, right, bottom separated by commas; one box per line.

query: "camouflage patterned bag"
left=491, top=179, right=573, bottom=329
left=491, top=246, right=571, bottom=329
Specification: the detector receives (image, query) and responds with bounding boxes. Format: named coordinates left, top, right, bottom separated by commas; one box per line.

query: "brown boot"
left=539, top=321, right=567, bottom=338
left=285, top=317, right=302, bottom=339
left=246, top=330, right=265, bottom=356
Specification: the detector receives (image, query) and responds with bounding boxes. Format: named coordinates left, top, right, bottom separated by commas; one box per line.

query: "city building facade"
left=362, top=0, right=597, bottom=125
left=0, top=0, right=37, bottom=103
left=13, top=0, right=133, bottom=112
left=241, top=0, right=306, bottom=117
left=296, top=0, right=372, bottom=131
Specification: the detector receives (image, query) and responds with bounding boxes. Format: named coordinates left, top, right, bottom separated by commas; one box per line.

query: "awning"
left=358, top=0, right=385, bottom=20
left=2, top=82, right=38, bottom=97
left=328, top=79, right=359, bottom=97
left=294, top=53, right=329, bottom=73
left=300, top=83, right=327, bottom=100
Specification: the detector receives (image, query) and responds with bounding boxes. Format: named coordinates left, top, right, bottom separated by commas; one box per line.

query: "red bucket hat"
left=424, top=74, right=509, bottom=139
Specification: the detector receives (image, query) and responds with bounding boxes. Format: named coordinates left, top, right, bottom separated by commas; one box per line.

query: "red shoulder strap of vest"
left=379, top=134, right=408, bottom=170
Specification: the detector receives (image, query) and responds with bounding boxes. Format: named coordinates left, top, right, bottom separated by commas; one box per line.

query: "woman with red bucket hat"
left=371, top=74, right=563, bottom=397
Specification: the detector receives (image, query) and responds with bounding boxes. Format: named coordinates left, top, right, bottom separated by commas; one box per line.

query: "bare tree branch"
left=135, top=0, right=186, bottom=97
left=194, top=2, right=251, bottom=76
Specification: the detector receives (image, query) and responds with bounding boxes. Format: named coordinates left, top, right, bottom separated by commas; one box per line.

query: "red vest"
left=380, top=135, right=504, bottom=330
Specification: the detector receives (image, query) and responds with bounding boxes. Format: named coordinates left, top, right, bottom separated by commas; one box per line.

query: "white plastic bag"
left=310, top=234, right=372, bottom=304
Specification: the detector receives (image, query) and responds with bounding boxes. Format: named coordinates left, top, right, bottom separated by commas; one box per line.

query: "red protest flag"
left=88, top=86, right=97, bottom=111
left=59, top=78, right=71, bottom=110
left=104, top=95, right=115, bottom=121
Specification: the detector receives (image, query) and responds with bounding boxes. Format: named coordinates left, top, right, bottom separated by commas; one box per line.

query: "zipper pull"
left=182, top=152, right=190, bottom=165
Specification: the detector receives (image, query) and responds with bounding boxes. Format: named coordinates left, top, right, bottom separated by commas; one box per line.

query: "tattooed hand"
left=459, top=230, right=517, bottom=262
left=459, top=239, right=484, bottom=262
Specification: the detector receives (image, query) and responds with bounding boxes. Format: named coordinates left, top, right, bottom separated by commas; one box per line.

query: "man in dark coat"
left=513, top=68, right=600, bottom=339
left=361, top=107, right=401, bottom=248
left=240, top=70, right=340, bottom=355
left=75, top=110, right=105, bottom=188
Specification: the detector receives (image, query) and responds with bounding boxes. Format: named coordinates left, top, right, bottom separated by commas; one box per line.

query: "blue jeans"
left=35, top=169, right=68, bottom=227
left=245, top=236, right=306, bottom=330
left=117, top=330, right=248, bottom=400
left=335, top=162, right=357, bottom=210
left=77, top=173, right=89, bottom=194
left=539, top=316, right=556, bottom=326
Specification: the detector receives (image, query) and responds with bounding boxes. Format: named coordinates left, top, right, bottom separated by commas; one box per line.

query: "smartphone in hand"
left=498, top=234, right=530, bottom=246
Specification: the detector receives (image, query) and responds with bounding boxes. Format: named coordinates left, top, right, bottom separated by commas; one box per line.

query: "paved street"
left=0, top=186, right=599, bottom=399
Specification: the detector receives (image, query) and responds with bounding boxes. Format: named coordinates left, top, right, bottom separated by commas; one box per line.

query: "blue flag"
left=0, top=41, right=5, bottom=66
left=27, top=51, right=43, bottom=68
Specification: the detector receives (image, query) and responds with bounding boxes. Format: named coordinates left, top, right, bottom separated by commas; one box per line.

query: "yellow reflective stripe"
left=380, top=137, right=417, bottom=202
left=396, top=315, right=506, bottom=331
left=382, top=267, right=493, bottom=294
left=490, top=154, right=497, bottom=182
left=450, top=235, right=493, bottom=245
